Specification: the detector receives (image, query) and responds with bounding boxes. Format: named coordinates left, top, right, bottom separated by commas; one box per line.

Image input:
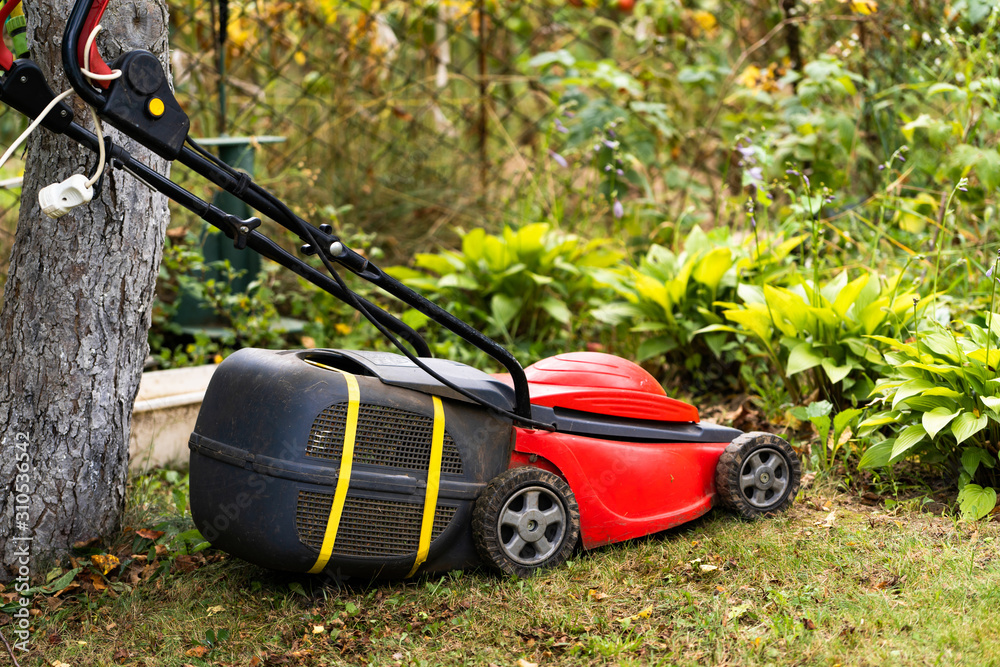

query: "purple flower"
left=548, top=150, right=568, bottom=168
left=746, top=166, right=764, bottom=184
left=603, top=139, right=619, bottom=149
left=988, top=264, right=995, bottom=278
left=737, top=140, right=755, bottom=162
left=554, top=118, right=568, bottom=134
left=616, top=169, right=624, bottom=176
left=613, top=199, right=624, bottom=219
left=604, top=165, right=612, bottom=172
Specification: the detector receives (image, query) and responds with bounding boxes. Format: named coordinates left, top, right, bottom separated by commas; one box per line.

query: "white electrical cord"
left=81, top=24, right=122, bottom=82
left=82, top=23, right=122, bottom=186
left=0, top=88, right=74, bottom=171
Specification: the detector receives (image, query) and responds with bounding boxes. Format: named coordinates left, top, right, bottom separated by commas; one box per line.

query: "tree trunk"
left=0, top=0, right=171, bottom=579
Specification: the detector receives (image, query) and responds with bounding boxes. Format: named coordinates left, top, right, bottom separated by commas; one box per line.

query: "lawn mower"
left=0, top=0, right=800, bottom=579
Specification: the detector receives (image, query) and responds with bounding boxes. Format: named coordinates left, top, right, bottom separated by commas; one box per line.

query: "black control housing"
left=0, top=60, right=74, bottom=132
left=103, top=50, right=188, bottom=159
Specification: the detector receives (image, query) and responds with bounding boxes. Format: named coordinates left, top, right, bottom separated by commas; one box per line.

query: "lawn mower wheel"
left=716, top=431, right=801, bottom=519
left=473, top=466, right=580, bottom=577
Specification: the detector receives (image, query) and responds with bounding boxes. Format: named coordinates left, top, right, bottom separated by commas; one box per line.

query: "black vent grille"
left=296, top=491, right=456, bottom=558
left=306, top=402, right=464, bottom=475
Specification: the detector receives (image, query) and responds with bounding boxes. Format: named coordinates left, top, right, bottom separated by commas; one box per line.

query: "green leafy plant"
left=707, top=271, right=932, bottom=407
left=858, top=317, right=1000, bottom=519
left=589, top=225, right=804, bottom=386
left=389, top=223, right=623, bottom=364
left=790, top=400, right=864, bottom=470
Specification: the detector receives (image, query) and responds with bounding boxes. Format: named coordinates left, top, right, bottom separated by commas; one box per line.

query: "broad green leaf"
left=461, top=227, right=486, bottom=262
left=891, top=379, right=940, bottom=410
left=414, top=253, right=459, bottom=277
left=526, top=272, right=554, bottom=286
left=899, top=361, right=963, bottom=378
left=833, top=408, right=864, bottom=440
left=807, top=306, right=840, bottom=328
left=691, top=247, right=732, bottom=293
left=635, top=274, right=672, bottom=315
left=967, top=348, right=1000, bottom=368
left=922, top=407, right=961, bottom=439
left=508, top=223, right=548, bottom=258
left=962, top=446, right=997, bottom=478
left=832, top=274, right=870, bottom=318
left=490, top=294, right=522, bottom=328
left=737, top=283, right=766, bottom=305
left=692, top=324, right=741, bottom=336
left=866, top=335, right=919, bottom=357
left=903, top=395, right=959, bottom=412
left=724, top=307, right=775, bottom=344
left=981, top=395, right=1000, bottom=411
left=890, top=423, right=927, bottom=459
left=952, top=411, right=989, bottom=445
left=821, top=358, right=853, bottom=385
left=958, top=484, right=997, bottom=520
left=819, top=270, right=849, bottom=306
left=859, top=411, right=901, bottom=431
left=438, top=273, right=479, bottom=290
left=920, top=331, right=962, bottom=360
left=637, top=335, right=677, bottom=361
left=787, top=342, right=824, bottom=375
left=591, top=302, right=643, bottom=324
left=859, top=439, right=894, bottom=469
left=540, top=297, right=571, bottom=324
left=763, top=285, right=807, bottom=336
left=922, top=387, right=964, bottom=399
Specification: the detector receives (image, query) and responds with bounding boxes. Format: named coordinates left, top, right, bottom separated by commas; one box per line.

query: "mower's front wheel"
left=716, top=432, right=801, bottom=519
left=473, top=466, right=580, bottom=577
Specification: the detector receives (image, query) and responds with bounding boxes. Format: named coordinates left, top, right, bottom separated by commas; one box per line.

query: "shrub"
left=388, top=223, right=624, bottom=364
left=858, top=317, right=1000, bottom=519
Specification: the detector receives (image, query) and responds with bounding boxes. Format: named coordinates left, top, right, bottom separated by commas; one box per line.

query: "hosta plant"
left=858, top=318, right=1000, bottom=519
left=705, top=271, right=933, bottom=408
left=388, top=223, right=623, bottom=363
left=590, top=225, right=803, bottom=381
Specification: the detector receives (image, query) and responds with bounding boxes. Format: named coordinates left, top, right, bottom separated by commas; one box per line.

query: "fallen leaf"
left=620, top=606, right=654, bottom=623
left=90, top=574, right=107, bottom=591
left=699, top=564, right=719, bottom=573
left=91, top=554, right=120, bottom=575
left=312, top=624, right=325, bottom=634
left=516, top=660, right=538, bottom=667
left=185, top=646, right=209, bottom=658
left=136, top=529, right=166, bottom=540
left=206, top=605, right=225, bottom=616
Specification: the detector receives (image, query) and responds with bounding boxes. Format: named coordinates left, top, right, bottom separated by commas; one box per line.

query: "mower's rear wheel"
left=473, top=466, right=580, bottom=577
left=716, top=432, right=800, bottom=519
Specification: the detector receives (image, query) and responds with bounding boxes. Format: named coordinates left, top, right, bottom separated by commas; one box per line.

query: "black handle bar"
left=60, top=0, right=534, bottom=419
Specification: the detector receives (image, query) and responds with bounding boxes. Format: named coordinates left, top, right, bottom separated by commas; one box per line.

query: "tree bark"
left=0, top=0, right=171, bottom=579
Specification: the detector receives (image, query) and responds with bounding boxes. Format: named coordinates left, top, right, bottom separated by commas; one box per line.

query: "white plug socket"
left=39, top=174, right=94, bottom=219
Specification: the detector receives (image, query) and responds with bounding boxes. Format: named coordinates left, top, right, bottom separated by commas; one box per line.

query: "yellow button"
left=147, top=97, right=165, bottom=118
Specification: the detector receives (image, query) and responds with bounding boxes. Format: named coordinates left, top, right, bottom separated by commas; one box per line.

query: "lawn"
left=10, top=473, right=1000, bottom=667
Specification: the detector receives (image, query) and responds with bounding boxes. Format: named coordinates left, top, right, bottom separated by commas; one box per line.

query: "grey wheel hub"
left=497, top=486, right=566, bottom=566
left=739, top=447, right=789, bottom=509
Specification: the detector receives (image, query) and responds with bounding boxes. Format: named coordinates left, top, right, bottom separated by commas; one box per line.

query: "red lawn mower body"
left=504, top=352, right=730, bottom=550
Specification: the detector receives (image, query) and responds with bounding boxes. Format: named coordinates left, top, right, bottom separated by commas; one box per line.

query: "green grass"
left=11, top=475, right=1000, bottom=667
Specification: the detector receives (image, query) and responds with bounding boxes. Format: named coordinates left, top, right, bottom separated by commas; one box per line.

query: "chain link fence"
left=0, top=0, right=899, bottom=290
